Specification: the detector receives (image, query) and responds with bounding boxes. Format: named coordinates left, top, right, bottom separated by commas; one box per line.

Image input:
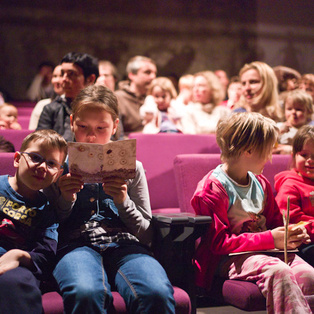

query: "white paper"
left=68, top=139, right=136, bottom=183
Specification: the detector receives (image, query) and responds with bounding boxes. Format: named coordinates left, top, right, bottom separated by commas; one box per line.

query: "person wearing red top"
left=192, top=112, right=314, bottom=313
left=275, top=125, right=314, bottom=267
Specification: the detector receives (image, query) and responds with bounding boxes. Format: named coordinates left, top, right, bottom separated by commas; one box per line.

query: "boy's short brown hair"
left=71, top=85, right=119, bottom=121
left=21, top=129, right=68, bottom=163
left=216, top=112, right=278, bottom=161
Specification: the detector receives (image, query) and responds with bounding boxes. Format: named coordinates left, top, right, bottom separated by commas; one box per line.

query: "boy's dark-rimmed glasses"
left=20, top=152, right=63, bottom=171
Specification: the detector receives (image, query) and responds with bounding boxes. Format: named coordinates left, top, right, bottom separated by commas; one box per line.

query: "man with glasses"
left=37, top=52, right=99, bottom=141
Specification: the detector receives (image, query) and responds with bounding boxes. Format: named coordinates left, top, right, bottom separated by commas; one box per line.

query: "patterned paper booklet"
left=68, top=139, right=136, bottom=183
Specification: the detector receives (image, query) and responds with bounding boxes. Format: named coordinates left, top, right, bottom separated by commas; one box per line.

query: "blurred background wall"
left=0, top=0, right=313, bottom=100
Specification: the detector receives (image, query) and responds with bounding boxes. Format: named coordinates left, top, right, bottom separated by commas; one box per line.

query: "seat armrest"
left=152, top=212, right=211, bottom=314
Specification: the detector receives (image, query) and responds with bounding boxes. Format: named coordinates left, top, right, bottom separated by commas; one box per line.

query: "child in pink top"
left=192, top=112, right=314, bottom=313
left=275, top=125, right=314, bottom=267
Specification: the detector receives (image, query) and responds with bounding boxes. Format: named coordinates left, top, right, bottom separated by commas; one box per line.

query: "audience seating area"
left=2, top=129, right=310, bottom=312
left=128, top=132, right=220, bottom=213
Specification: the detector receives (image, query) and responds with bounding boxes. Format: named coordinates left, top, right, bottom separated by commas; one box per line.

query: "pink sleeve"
left=192, top=175, right=275, bottom=255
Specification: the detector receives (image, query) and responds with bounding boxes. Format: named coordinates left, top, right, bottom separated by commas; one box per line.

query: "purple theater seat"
left=42, top=287, right=191, bottom=313
left=128, top=133, right=220, bottom=213
left=0, top=152, right=15, bottom=176
left=174, top=154, right=292, bottom=214
left=172, top=153, right=294, bottom=311
left=17, top=116, right=31, bottom=129
left=17, top=107, right=34, bottom=116
left=0, top=129, right=33, bottom=151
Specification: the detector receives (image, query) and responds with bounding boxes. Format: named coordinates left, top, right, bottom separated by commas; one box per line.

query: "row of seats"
left=2, top=132, right=306, bottom=312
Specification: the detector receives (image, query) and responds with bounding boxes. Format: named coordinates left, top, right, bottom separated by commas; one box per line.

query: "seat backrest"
left=263, top=154, right=291, bottom=193
left=174, top=153, right=292, bottom=213
left=0, top=129, right=33, bottom=151
left=128, top=133, right=220, bottom=210
left=0, top=153, right=15, bottom=176
left=174, top=154, right=222, bottom=213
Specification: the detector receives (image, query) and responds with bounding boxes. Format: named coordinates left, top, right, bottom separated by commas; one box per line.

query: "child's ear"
left=112, top=118, right=119, bottom=135
left=13, top=152, right=21, bottom=168
left=244, top=149, right=252, bottom=157
left=70, top=114, right=74, bottom=131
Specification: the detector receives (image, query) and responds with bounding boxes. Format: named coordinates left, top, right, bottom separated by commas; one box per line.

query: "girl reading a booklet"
left=45, top=85, right=175, bottom=313
left=191, top=112, right=314, bottom=313
left=275, top=125, right=314, bottom=267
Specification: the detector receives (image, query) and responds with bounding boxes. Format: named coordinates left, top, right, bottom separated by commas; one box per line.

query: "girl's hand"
left=103, top=178, right=127, bottom=204
left=271, top=226, right=286, bottom=249
left=288, top=224, right=311, bottom=247
left=0, top=250, right=32, bottom=275
left=271, top=225, right=310, bottom=250
left=58, top=173, right=84, bottom=202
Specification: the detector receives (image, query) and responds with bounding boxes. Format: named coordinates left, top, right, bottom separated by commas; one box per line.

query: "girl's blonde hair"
left=194, top=71, right=224, bottom=106
left=238, top=61, right=282, bottom=121
left=285, top=89, right=313, bottom=118
left=71, top=85, right=119, bottom=121
left=216, top=112, right=278, bottom=161
left=148, top=77, right=177, bottom=99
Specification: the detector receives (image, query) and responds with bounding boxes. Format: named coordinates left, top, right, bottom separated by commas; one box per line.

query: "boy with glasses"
left=0, top=129, right=67, bottom=313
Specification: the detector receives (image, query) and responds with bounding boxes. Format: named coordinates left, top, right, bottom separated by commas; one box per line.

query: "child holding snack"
left=0, top=129, right=67, bottom=313
left=192, top=112, right=314, bottom=313
left=46, top=85, right=175, bottom=313
left=0, top=103, right=22, bottom=130
left=275, top=125, right=314, bottom=267
left=274, top=89, right=313, bottom=154
left=140, top=77, right=182, bottom=133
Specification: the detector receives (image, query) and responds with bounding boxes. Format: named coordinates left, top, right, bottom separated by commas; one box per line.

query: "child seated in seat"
left=140, top=77, right=182, bottom=133
left=192, top=112, right=314, bottom=313
left=45, top=85, right=175, bottom=313
left=274, top=89, right=313, bottom=154
left=0, top=129, right=67, bottom=313
left=0, top=103, right=22, bottom=130
left=275, top=125, right=314, bottom=267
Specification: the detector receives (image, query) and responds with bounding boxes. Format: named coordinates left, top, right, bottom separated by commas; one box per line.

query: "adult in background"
left=26, top=61, right=55, bottom=102
left=115, top=56, right=157, bottom=136
left=96, top=60, right=124, bottom=139
left=234, top=61, right=283, bottom=122
left=96, top=60, right=119, bottom=92
left=36, top=52, right=99, bottom=141
left=181, top=71, right=230, bottom=134
left=29, top=64, right=64, bottom=130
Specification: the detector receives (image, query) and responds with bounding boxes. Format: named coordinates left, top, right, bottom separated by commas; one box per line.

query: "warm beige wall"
left=0, top=0, right=313, bottom=100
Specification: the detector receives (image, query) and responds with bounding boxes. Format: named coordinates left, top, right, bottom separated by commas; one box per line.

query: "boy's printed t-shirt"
left=0, top=175, right=58, bottom=251
left=213, top=165, right=267, bottom=235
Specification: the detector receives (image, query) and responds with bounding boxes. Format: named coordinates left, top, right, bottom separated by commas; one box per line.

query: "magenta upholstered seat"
left=128, top=133, right=220, bottom=213
left=0, top=129, right=33, bottom=151
left=42, top=287, right=191, bottom=314
left=172, top=153, right=292, bottom=311
left=173, top=154, right=292, bottom=214
left=17, top=116, right=32, bottom=129
left=0, top=152, right=15, bottom=176
left=17, top=107, right=34, bottom=116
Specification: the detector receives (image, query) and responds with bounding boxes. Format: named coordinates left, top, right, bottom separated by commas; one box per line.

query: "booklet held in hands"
left=68, top=139, right=136, bottom=183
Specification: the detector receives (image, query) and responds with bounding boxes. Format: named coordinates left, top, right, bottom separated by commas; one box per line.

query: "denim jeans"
left=53, top=245, right=175, bottom=314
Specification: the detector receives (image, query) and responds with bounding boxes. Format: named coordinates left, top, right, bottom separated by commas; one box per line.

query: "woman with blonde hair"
left=234, top=61, right=283, bottom=122
left=181, top=71, right=230, bottom=134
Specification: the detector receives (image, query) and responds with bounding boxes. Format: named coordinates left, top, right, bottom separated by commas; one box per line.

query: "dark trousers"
left=0, top=266, right=42, bottom=314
